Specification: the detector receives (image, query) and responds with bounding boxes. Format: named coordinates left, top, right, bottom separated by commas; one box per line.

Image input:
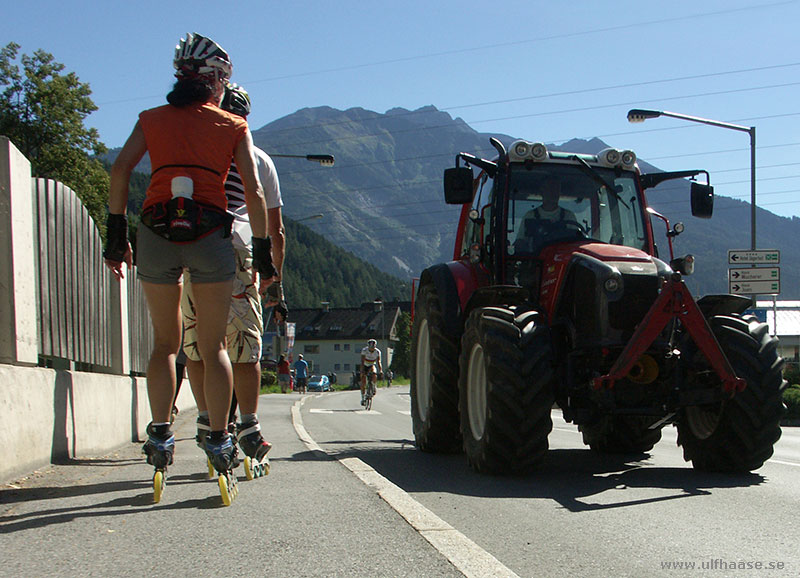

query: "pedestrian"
left=294, top=354, right=309, bottom=394
left=386, top=369, right=393, bottom=387
left=180, top=83, right=283, bottom=470
left=102, top=32, right=272, bottom=482
left=277, top=354, right=291, bottom=394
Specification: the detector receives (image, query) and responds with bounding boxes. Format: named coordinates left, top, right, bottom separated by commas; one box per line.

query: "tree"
left=0, top=42, right=108, bottom=226
left=390, top=311, right=412, bottom=378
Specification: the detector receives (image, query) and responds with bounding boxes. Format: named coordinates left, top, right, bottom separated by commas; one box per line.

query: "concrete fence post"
left=0, top=137, right=39, bottom=365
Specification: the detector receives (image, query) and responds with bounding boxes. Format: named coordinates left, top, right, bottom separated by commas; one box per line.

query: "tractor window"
left=461, top=171, right=494, bottom=257
left=505, top=164, right=646, bottom=256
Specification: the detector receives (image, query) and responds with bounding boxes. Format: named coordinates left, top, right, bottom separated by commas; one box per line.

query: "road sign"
left=727, top=249, right=780, bottom=264
left=728, top=267, right=780, bottom=282
left=728, top=279, right=780, bottom=295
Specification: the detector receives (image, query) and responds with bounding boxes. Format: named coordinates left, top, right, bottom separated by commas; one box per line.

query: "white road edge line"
left=291, top=398, right=519, bottom=578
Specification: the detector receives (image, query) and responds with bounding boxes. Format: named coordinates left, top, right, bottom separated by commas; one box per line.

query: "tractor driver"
left=515, top=177, right=579, bottom=256
left=523, top=177, right=576, bottom=225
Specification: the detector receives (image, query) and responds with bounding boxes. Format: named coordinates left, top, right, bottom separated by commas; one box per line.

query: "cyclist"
left=103, top=32, right=272, bottom=477
left=360, top=339, right=382, bottom=406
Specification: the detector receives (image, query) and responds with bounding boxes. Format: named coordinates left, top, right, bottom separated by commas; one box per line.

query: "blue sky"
left=3, top=0, right=800, bottom=222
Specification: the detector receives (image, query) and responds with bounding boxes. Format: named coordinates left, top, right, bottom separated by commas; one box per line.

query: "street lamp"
left=294, top=213, right=323, bottom=223
left=627, top=108, right=756, bottom=251
left=268, top=153, right=335, bottom=167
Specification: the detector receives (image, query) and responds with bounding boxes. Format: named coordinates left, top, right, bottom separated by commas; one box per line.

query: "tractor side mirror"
left=690, top=182, right=714, bottom=218
left=444, top=167, right=474, bottom=204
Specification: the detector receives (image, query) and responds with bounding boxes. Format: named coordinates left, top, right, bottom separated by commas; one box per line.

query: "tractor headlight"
left=531, top=142, right=548, bottom=160
left=604, top=149, right=621, bottom=165
left=513, top=141, right=530, bottom=158
left=621, top=150, right=636, bottom=167
left=604, top=273, right=623, bottom=293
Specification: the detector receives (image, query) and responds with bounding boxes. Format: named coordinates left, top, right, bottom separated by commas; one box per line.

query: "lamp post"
left=627, top=109, right=756, bottom=251
left=268, top=153, right=335, bottom=167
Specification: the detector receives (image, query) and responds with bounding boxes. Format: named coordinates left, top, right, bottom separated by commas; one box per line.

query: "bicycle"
left=364, top=380, right=376, bottom=411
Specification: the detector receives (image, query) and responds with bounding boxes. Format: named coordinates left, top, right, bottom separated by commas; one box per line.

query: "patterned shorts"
left=181, top=247, right=263, bottom=363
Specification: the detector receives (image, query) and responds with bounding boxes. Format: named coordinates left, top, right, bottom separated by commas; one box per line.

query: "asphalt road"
left=301, top=387, right=800, bottom=578
left=2, top=386, right=798, bottom=577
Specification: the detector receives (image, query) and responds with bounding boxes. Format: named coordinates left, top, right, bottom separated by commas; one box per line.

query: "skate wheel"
left=153, top=470, right=165, bottom=504
left=244, top=456, right=254, bottom=481
left=207, top=457, right=215, bottom=479
left=218, top=474, right=233, bottom=506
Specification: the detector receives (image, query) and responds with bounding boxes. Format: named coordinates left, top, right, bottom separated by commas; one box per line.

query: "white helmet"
left=174, top=33, right=232, bottom=80
left=368, top=339, right=377, bottom=347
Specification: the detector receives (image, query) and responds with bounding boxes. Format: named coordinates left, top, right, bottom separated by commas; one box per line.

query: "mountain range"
left=108, top=104, right=800, bottom=301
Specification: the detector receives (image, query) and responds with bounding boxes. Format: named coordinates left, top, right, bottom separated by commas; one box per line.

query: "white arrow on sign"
left=728, top=279, right=780, bottom=295
left=728, top=267, right=780, bottom=282
left=727, top=249, right=780, bottom=264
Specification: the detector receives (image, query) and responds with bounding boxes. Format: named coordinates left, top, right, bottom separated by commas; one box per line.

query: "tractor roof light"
left=512, top=141, right=530, bottom=159
left=509, top=140, right=548, bottom=162
left=621, top=150, right=636, bottom=167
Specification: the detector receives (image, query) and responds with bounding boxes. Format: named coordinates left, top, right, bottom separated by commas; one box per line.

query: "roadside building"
left=286, top=301, right=408, bottom=376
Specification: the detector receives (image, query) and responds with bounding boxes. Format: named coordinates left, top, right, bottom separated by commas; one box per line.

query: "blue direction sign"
left=727, top=249, right=780, bottom=264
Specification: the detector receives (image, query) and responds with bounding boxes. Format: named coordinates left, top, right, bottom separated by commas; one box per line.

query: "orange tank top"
left=138, top=102, right=248, bottom=211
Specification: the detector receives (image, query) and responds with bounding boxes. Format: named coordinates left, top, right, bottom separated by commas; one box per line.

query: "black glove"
left=266, top=281, right=289, bottom=322
left=103, top=213, right=129, bottom=262
left=252, top=236, right=278, bottom=278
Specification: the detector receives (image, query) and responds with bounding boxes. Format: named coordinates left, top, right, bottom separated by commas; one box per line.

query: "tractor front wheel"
left=677, top=314, right=786, bottom=472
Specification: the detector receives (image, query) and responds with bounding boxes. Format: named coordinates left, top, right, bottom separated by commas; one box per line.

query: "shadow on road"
left=315, top=440, right=765, bottom=513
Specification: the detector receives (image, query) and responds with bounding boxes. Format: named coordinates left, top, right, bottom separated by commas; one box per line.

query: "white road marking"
left=397, top=410, right=411, bottom=416
left=293, top=397, right=519, bottom=578
left=768, top=459, right=800, bottom=467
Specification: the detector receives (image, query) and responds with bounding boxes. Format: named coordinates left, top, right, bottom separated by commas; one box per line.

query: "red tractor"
left=411, top=138, right=785, bottom=474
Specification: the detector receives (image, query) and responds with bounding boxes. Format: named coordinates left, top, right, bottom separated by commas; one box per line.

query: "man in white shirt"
left=360, top=339, right=382, bottom=406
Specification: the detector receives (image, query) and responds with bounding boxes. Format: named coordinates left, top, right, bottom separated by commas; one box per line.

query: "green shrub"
left=783, top=364, right=800, bottom=387
left=783, top=385, right=800, bottom=420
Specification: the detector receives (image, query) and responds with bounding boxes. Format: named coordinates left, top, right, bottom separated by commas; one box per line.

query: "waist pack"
left=141, top=197, right=233, bottom=243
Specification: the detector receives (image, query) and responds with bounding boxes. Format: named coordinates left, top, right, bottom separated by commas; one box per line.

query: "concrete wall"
left=0, top=363, right=196, bottom=483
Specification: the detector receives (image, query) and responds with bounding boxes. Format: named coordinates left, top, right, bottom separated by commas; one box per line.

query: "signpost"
left=727, top=249, right=781, bottom=296
left=727, top=249, right=780, bottom=264
left=728, top=279, right=780, bottom=296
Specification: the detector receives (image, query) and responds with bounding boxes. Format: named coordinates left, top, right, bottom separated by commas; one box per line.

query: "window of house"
left=344, top=364, right=351, bottom=371
left=344, top=344, right=351, bottom=351
left=334, top=363, right=341, bottom=371
left=304, top=345, right=319, bottom=354
left=334, top=344, right=340, bottom=351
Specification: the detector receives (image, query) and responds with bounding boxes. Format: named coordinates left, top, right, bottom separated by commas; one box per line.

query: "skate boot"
left=196, top=415, right=211, bottom=448
left=142, top=423, right=174, bottom=504
left=142, top=423, right=175, bottom=469
left=236, top=420, right=272, bottom=480
left=204, top=433, right=239, bottom=506
left=195, top=415, right=215, bottom=477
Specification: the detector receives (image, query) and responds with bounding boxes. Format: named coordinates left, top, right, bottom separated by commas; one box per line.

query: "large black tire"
left=579, top=416, right=662, bottom=454
left=458, top=306, right=555, bottom=474
left=677, top=314, right=786, bottom=472
left=410, top=283, right=462, bottom=452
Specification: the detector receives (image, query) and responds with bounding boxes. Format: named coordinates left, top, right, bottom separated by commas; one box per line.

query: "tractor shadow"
left=321, top=440, right=765, bottom=513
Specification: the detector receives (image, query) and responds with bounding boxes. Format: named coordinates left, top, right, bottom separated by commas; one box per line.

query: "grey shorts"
left=136, top=224, right=236, bottom=284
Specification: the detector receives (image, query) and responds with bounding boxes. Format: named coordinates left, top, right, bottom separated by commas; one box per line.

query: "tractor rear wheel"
left=579, top=416, right=662, bottom=454
left=458, top=306, right=554, bottom=474
left=677, top=314, right=786, bottom=472
left=410, top=283, right=462, bottom=453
